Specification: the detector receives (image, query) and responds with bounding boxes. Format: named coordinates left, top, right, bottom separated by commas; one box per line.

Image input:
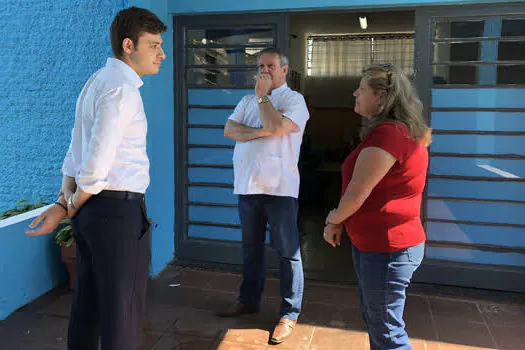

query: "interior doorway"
left=289, top=10, right=416, bottom=283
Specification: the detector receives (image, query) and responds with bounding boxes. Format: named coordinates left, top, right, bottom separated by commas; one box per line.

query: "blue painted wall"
left=0, top=0, right=129, bottom=213
left=130, top=0, right=175, bottom=275
left=1, top=0, right=177, bottom=319
left=0, top=207, right=66, bottom=320
left=168, top=0, right=525, bottom=14
left=0, top=0, right=175, bottom=279
left=0, top=0, right=131, bottom=321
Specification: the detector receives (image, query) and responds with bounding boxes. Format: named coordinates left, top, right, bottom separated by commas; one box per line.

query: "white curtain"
left=373, top=37, right=415, bottom=75
left=308, top=34, right=414, bottom=77
left=310, top=38, right=371, bottom=77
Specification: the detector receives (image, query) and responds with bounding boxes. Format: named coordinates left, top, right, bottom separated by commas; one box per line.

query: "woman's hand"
left=325, top=209, right=341, bottom=225
left=323, top=223, right=343, bottom=248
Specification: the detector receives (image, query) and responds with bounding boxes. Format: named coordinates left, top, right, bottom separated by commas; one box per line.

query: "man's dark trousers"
left=68, top=193, right=150, bottom=350
left=238, top=194, right=304, bottom=321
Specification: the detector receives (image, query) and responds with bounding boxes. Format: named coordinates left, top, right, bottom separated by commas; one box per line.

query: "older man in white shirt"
left=217, top=48, right=310, bottom=345
left=26, top=7, right=166, bottom=350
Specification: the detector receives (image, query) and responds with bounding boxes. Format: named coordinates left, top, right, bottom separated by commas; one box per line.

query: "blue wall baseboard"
left=0, top=206, right=67, bottom=320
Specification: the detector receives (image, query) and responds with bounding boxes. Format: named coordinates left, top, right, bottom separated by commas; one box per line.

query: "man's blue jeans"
left=352, top=242, right=425, bottom=350
left=238, top=194, right=304, bottom=321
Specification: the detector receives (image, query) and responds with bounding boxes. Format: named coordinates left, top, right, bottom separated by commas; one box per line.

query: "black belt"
left=97, top=190, right=144, bottom=200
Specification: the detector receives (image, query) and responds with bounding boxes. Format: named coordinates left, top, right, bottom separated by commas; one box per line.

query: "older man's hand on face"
left=255, top=73, right=272, bottom=98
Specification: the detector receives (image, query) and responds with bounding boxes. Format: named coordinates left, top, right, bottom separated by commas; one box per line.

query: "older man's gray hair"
left=257, top=48, right=289, bottom=66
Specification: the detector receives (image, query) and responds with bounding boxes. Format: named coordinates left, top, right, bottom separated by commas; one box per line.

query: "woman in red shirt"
left=324, top=63, right=431, bottom=350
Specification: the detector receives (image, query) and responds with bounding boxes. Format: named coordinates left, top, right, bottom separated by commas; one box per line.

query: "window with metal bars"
left=432, top=17, right=525, bottom=85
left=307, top=33, right=415, bottom=77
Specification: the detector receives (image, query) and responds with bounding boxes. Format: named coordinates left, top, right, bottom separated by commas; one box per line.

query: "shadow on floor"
left=1, top=266, right=525, bottom=349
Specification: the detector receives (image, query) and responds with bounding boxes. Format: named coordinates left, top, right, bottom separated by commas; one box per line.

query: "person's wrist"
left=259, top=128, right=272, bottom=137
left=54, top=201, right=68, bottom=213
left=57, top=194, right=66, bottom=206
left=68, top=196, right=78, bottom=211
left=328, top=209, right=341, bottom=225
left=258, top=95, right=271, bottom=105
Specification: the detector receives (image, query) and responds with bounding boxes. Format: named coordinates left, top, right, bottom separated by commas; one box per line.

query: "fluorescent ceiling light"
left=359, top=16, right=367, bottom=30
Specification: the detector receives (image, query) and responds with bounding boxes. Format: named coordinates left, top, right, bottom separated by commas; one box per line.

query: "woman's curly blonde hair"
left=359, top=63, right=432, bottom=146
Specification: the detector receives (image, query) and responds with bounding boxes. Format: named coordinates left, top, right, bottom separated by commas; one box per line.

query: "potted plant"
left=55, top=218, right=76, bottom=289
left=1, top=200, right=77, bottom=289
left=0, top=200, right=46, bottom=220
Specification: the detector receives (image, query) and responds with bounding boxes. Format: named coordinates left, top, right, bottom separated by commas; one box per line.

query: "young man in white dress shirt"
left=26, top=7, right=166, bottom=349
left=217, top=48, right=310, bottom=344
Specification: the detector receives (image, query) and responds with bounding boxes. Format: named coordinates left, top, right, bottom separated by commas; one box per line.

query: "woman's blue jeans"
left=352, top=242, right=425, bottom=350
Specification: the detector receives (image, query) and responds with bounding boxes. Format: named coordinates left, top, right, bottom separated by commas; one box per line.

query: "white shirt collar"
left=270, top=83, right=288, bottom=97
left=106, top=58, right=144, bottom=88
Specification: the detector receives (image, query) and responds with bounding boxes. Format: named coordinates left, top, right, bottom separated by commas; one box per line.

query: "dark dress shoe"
left=270, top=318, right=297, bottom=344
left=216, top=302, right=259, bottom=317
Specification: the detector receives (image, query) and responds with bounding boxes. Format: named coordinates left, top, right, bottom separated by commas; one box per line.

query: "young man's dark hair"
left=110, top=6, right=167, bottom=59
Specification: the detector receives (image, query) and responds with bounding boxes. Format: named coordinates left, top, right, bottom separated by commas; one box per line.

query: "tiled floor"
left=1, top=266, right=525, bottom=349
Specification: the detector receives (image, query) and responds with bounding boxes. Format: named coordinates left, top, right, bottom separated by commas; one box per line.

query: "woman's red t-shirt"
left=341, top=122, right=428, bottom=252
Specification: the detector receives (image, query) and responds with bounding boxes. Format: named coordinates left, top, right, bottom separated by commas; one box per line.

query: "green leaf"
left=0, top=199, right=47, bottom=220
left=55, top=220, right=74, bottom=246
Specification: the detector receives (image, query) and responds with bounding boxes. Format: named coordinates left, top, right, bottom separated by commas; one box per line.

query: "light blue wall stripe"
left=188, top=224, right=242, bottom=241
left=188, top=89, right=252, bottom=106
left=429, top=157, right=525, bottom=178
left=188, top=128, right=234, bottom=146
left=426, top=246, right=525, bottom=267
left=432, top=89, right=525, bottom=109
left=189, top=186, right=237, bottom=205
left=430, top=112, right=525, bottom=131
left=427, top=222, right=525, bottom=248
left=428, top=179, right=525, bottom=202
left=427, top=200, right=525, bottom=225
left=431, top=134, right=525, bottom=155
left=189, top=168, right=234, bottom=184
left=188, top=224, right=271, bottom=243
left=189, top=205, right=240, bottom=225
left=189, top=148, right=233, bottom=165
left=189, top=108, right=233, bottom=125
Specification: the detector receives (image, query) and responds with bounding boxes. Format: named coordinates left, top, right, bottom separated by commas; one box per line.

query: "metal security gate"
left=173, top=14, right=289, bottom=265
left=414, top=4, right=525, bottom=292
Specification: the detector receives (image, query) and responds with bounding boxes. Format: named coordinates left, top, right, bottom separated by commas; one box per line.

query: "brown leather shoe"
left=216, top=301, right=259, bottom=317
left=270, top=318, right=297, bottom=344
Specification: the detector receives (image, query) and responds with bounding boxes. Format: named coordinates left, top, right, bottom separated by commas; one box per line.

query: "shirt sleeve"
left=61, top=128, right=78, bottom=177
left=362, top=122, right=418, bottom=163
left=281, top=93, right=310, bottom=131
left=76, top=85, right=140, bottom=194
left=228, top=96, right=247, bottom=123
